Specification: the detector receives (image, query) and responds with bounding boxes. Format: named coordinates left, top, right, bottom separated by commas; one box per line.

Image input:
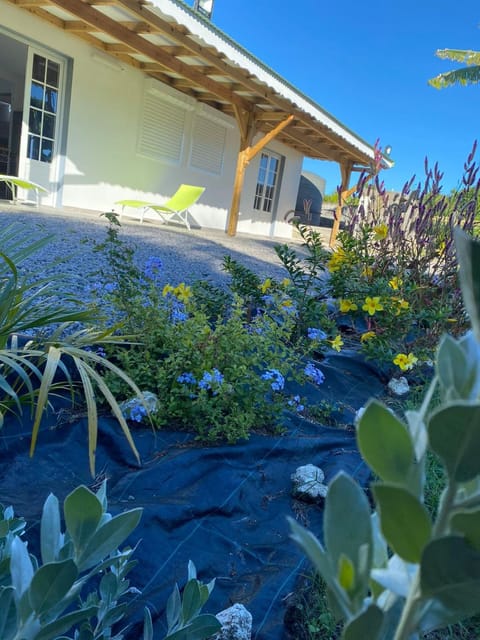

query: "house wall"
left=1, top=1, right=303, bottom=238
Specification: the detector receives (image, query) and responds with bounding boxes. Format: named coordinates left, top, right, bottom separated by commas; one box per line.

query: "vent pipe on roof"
left=193, top=0, right=214, bottom=19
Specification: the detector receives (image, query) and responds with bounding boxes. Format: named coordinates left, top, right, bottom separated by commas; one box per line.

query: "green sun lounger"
left=0, top=174, right=48, bottom=206
left=116, top=184, right=205, bottom=230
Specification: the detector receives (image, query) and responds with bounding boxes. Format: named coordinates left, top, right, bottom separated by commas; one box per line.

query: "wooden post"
left=226, top=113, right=294, bottom=237
left=329, top=161, right=353, bottom=248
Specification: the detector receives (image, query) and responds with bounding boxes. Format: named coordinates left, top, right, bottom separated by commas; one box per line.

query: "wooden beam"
left=329, top=161, right=354, bottom=247
left=227, top=114, right=293, bottom=237
left=45, top=0, right=252, bottom=111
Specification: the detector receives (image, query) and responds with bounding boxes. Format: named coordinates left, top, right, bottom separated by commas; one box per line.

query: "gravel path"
left=0, top=203, right=319, bottom=299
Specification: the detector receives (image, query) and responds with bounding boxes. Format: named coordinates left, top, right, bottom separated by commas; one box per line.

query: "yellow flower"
left=327, top=248, right=346, bottom=273
left=173, top=282, right=192, bottom=302
left=393, top=352, right=418, bottom=371
left=362, top=296, right=383, bottom=316
left=360, top=331, right=376, bottom=342
left=162, top=284, right=174, bottom=297
left=437, top=240, right=446, bottom=256
left=339, top=299, right=358, bottom=313
left=281, top=278, right=291, bottom=287
left=260, top=278, right=272, bottom=293
left=373, top=223, right=388, bottom=240
left=389, top=276, right=402, bottom=290
left=361, top=265, right=374, bottom=279
left=391, top=297, right=409, bottom=315
left=330, top=335, right=344, bottom=352
left=281, top=298, right=293, bottom=308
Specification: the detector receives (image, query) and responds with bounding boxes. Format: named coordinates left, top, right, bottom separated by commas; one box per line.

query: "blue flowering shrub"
left=91, top=214, right=327, bottom=442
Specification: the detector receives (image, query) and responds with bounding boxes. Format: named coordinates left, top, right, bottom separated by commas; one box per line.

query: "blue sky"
left=190, top=0, right=480, bottom=195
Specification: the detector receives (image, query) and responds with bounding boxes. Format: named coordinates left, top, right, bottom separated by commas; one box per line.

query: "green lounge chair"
left=0, top=174, right=48, bottom=206
left=116, top=184, right=205, bottom=230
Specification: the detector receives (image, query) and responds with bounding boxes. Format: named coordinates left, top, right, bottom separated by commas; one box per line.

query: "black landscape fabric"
left=0, top=354, right=384, bottom=639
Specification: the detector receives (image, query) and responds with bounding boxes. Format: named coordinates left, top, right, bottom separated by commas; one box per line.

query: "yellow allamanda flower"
left=373, top=223, right=388, bottom=241
left=330, top=335, right=344, bottom=352
left=393, top=352, right=418, bottom=371
left=391, top=297, right=410, bottom=315
left=361, top=265, right=374, bottom=279
left=260, top=278, right=272, bottom=293
left=327, top=248, right=347, bottom=273
left=281, top=298, right=293, bottom=308
left=389, top=276, right=402, bottom=290
left=173, top=282, right=192, bottom=302
left=360, top=331, right=376, bottom=342
left=339, top=299, right=358, bottom=313
left=281, top=278, right=291, bottom=287
left=162, top=284, right=175, bottom=297
left=362, top=296, right=383, bottom=316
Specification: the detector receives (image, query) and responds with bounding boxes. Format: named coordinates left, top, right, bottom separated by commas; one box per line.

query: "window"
left=138, top=92, right=187, bottom=163
left=27, top=54, right=59, bottom=164
left=190, top=114, right=226, bottom=175
left=253, top=151, right=281, bottom=212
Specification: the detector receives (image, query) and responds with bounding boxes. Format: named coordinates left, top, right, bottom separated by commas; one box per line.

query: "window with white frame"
left=137, top=92, right=187, bottom=164
left=190, top=114, right=226, bottom=175
left=253, top=151, right=281, bottom=212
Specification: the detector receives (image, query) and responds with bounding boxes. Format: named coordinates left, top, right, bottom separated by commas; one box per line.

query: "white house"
left=0, top=0, right=386, bottom=238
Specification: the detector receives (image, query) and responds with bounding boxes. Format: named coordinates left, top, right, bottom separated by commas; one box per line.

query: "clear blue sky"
left=189, top=0, right=480, bottom=195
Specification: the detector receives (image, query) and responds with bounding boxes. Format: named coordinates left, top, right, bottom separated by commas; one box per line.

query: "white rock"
left=213, top=603, right=252, bottom=640
left=388, top=377, right=410, bottom=396
left=291, top=464, right=328, bottom=501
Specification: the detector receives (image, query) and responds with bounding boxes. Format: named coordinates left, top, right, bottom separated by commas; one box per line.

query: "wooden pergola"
left=8, top=0, right=380, bottom=242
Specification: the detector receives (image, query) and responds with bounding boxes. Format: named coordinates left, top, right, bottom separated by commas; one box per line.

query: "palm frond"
left=435, top=48, right=480, bottom=65
left=429, top=64, right=480, bottom=89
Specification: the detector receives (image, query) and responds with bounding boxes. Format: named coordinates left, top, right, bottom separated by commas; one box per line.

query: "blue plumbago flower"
left=287, top=394, right=305, bottom=413
left=308, top=327, right=327, bottom=341
left=170, top=300, right=188, bottom=324
left=177, top=372, right=197, bottom=385
left=144, top=256, right=163, bottom=280
left=198, top=368, right=224, bottom=393
left=129, top=402, right=148, bottom=423
left=261, top=369, right=285, bottom=392
left=87, top=281, right=103, bottom=293
left=95, top=347, right=107, bottom=358
left=261, top=294, right=275, bottom=306
left=304, top=362, right=325, bottom=386
left=104, top=282, right=117, bottom=294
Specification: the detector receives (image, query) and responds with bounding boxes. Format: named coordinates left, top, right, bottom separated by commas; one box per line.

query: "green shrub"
left=288, top=228, right=480, bottom=640
left=91, top=215, right=321, bottom=442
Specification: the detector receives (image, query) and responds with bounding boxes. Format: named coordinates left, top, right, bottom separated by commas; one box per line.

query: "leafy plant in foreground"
left=288, top=228, right=480, bottom=639
left=0, top=481, right=142, bottom=639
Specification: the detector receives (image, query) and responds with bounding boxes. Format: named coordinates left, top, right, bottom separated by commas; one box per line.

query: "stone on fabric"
left=213, top=603, right=253, bottom=640
left=291, top=464, right=328, bottom=501
left=387, top=376, right=410, bottom=396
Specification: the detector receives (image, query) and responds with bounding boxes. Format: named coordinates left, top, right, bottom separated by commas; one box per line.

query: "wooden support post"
left=226, top=113, right=294, bottom=237
left=329, top=161, right=353, bottom=248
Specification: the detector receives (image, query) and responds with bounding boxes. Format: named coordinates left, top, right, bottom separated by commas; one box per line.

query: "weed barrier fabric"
left=0, top=354, right=384, bottom=639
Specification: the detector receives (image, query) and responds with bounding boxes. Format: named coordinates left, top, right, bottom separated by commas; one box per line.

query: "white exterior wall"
left=1, top=1, right=302, bottom=238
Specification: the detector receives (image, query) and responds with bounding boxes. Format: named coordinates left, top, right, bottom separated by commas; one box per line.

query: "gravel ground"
left=0, top=203, right=323, bottom=300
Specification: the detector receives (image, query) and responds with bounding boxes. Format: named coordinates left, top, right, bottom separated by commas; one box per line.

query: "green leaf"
left=373, top=484, right=432, bottom=563
left=181, top=579, right=202, bottom=623
left=64, top=486, right=103, bottom=553
left=166, top=584, right=181, bottom=631
left=325, top=472, right=372, bottom=601
left=35, top=606, right=98, bottom=640
left=455, top=228, right=480, bottom=342
left=28, top=559, right=78, bottom=615
left=429, top=402, right=480, bottom=482
left=357, top=400, right=415, bottom=485
left=76, top=508, right=142, bottom=571
left=41, top=493, right=63, bottom=564
left=288, top=516, right=334, bottom=585
left=451, top=509, right=480, bottom=550
left=341, top=604, right=384, bottom=640
left=437, top=333, right=480, bottom=401
left=10, top=536, right=34, bottom=602
left=0, top=587, right=16, bottom=640
left=165, top=614, right=221, bottom=640
left=143, top=607, right=153, bottom=640
left=421, top=536, right=480, bottom=614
